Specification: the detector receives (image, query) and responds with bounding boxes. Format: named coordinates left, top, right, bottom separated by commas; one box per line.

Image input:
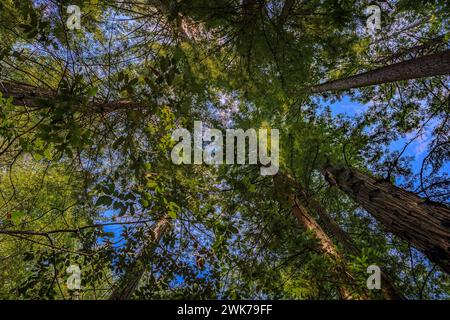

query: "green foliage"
left=0, top=0, right=448, bottom=300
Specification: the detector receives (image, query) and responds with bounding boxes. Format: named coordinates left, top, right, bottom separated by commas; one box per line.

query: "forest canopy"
left=0, top=0, right=449, bottom=300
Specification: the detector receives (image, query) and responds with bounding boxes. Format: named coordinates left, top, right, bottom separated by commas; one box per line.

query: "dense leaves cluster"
left=0, top=0, right=448, bottom=299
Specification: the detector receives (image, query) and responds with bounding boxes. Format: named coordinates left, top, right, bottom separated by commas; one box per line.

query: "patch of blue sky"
left=326, top=95, right=449, bottom=178
left=324, top=95, right=369, bottom=117
left=170, top=268, right=212, bottom=288
left=97, top=209, right=127, bottom=248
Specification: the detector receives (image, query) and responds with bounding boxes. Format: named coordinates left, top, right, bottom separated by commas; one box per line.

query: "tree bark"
left=0, top=81, right=147, bottom=113
left=311, top=49, right=450, bottom=93
left=280, top=173, right=404, bottom=299
left=274, top=175, right=365, bottom=299
left=109, top=217, right=170, bottom=300
left=322, top=163, right=450, bottom=274
left=296, top=186, right=404, bottom=299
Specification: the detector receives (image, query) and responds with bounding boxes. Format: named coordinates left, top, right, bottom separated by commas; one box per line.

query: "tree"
left=1, top=0, right=449, bottom=300
left=109, top=217, right=170, bottom=300
left=280, top=172, right=405, bottom=299
left=274, top=174, right=367, bottom=299
left=322, top=162, right=450, bottom=274
left=311, top=50, right=450, bottom=93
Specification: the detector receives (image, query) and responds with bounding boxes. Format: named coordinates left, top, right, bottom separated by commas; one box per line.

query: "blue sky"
left=97, top=209, right=127, bottom=248
left=327, top=95, right=449, bottom=177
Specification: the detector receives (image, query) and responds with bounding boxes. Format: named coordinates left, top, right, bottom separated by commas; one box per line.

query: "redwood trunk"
left=296, top=188, right=405, bottom=300
left=312, top=49, right=450, bottom=93
left=0, top=81, right=146, bottom=112
left=290, top=195, right=358, bottom=299
left=280, top=173, right=404, bottom=299
left=275, top=175, right=364, bottom=299
left=322, top=164, right=450, bottom=274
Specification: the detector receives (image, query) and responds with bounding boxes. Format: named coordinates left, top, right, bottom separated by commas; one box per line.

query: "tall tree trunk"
left=321, top=163, right=450, bottom=274
left=109, top=217, right=170, bottom=300
left=294, top=184, right=404, bottom=299
left=0, top=81, right=147, bottom=112
left=275, top=175, right=365, bottom=299
left=280, top=173, right=404, bottom=299
left=311, top=49, right=450, bottom=93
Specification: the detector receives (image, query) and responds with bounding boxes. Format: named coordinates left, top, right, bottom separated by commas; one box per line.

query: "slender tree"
left=321, top=163, right=450, bottom=274
left=281, top=173, right=404, bottom=299
left=311, top=49, right=450, bottom=93
left=0, top=81, right=147, bottom=112
left=275, top=175, right=367, bottom=299
left=109, top=218, right=170, bottom=300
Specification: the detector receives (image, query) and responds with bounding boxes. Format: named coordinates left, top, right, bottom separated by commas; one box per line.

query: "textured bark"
left=296, top=188, right=405, bottom=300
left=109, top=218, right=170, bottom=300
left=311, top=49, right=450, bottom=93
left=291, top=196, right=358, bottom=299
left=322, top=164, right=450, bottom=274
left=280, top=173, right=404, bottom=299
left=0, top=81, right=147, bottom=112
left=274, top=175, right=364, bottom=299
left=279, top=0, right=296, bottom=24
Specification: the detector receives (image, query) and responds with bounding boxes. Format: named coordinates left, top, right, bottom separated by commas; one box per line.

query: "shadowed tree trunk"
left=311, top=49, right=450, bottom=93
left=281, top=173, right=404, bottom=299
left=109, top=217, right=170, bottom=300
left=291, top=195, right=367, bottom=299
left=304, top=193, right=404, bottom=298
left=321, top=163, right=450, bottom=274
left=0, top=81, right=148, bottom=112
left=275, top=175, right=366, bottom=299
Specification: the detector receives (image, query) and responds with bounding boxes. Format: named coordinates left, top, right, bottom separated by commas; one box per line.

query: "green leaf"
left=117, top=71, right=125, bottom=82
left=140, top=198, right=149, bottom=208
left=168, top=202, right=179, bottom=219
left=12, top=211, right=25, bottom=224
left=168, top=210, right=177, bottom=219
left=129, top=78, right=138, bottom=87
left=159, top=57, right=170, bottom=73
left=87, top=87, right=98, bottom=97
left=96, top=196, right=112, bottom=206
